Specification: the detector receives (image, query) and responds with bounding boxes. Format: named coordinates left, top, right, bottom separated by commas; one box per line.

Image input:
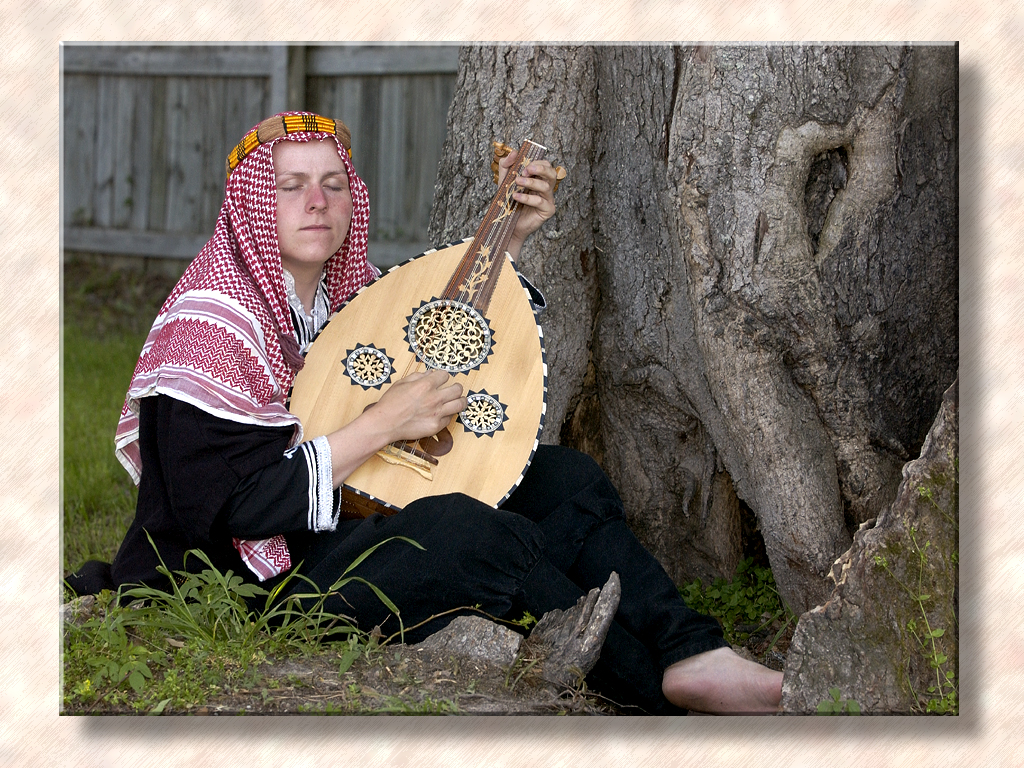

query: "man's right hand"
left=369, top=369, right=467, bottom=445
left=325, top=369, right=467, bottom=489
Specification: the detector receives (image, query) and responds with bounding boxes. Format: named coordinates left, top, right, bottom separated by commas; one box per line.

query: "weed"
left=678, top=557, right=794, bottom=645
left=504, top=655, right=543, bottom=692
left=62, top=596, right=235, bottom=713
left=375, top=695, right=458, bottom=714
left=63, top=603, right=165, bottom=711
left=505, top=610, right=538, bottom=630
left=816, top=687, right=861, bottom=715
left=872, top=466, right=958, bottom=715
left=337, top=640, right=363, bottom=676
left=285, top=674, right=308, bottom=689
left=115, top=531, right=419, bottom=654
left=874, top=527, right=958, bottom=715
left=297, top=701, right=349, bottom=714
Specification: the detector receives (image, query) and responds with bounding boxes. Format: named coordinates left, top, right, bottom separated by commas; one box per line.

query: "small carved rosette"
left=459, top=391, right=508, bottom=437
left=405, top=298, right=494, bottom=374
left=343, top=344, right=394, bottom=389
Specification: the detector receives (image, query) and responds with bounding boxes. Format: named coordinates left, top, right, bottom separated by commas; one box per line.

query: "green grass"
left=62, top=257, right=180, bottom=573
left=62, top=321, right=148, bottom=571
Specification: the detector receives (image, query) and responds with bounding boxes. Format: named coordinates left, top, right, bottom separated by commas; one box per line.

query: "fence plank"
left=407, top=74, right=454, bottom=242
left=63, top=74, right=98, bottom=227
left=200, top=78, right=225, bottom=231
left=375, top=76, right=407, bottom=239
left=221, top=76, right=269, bottom=173
left=147, top=77, right=168, bottom=232
left=308, top=45, right=459, bottom=75
left=129, top=78, right=153, bottom=230
left=64, top=226, right=211, bottom=258
left=164, top=78, right=205, bottom=232
left=356, top=77, right=381, bottom=236
left=62, top=44, right=280, bottom=77
left=112, top=77, right=136, bottom=228
left=92, top=75, right=118, bottom=228
left=287, top=45, right=306, bottom=111
left=268, top=45, right=288, bottom=115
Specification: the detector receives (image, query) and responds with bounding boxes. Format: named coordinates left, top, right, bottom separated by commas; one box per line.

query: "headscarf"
left=115, top=112, right=378, bottom=483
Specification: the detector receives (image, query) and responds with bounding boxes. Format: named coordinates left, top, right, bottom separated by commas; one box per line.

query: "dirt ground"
left=181, top=644, right=623, bottom=716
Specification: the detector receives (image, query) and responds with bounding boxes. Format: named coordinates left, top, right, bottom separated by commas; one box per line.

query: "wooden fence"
left=61, top=44, right=460, bottom=269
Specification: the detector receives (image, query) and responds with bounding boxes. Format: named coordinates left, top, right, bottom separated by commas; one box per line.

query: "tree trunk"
left=428, top=45, right=958, bottom=614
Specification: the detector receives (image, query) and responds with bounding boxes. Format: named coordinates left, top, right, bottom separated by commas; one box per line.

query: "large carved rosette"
left=405, top=298, right=494, bottom=374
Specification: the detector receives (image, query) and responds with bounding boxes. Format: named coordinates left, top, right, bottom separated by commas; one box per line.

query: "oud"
left=288, top=139, right=549, bottom=514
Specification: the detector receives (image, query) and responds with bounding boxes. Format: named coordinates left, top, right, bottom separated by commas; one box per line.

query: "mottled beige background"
left=13, top=1, right=1011, bottom=764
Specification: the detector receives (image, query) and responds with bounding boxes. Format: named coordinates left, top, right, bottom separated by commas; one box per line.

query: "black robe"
left=110, top=394, right=325, bottom=590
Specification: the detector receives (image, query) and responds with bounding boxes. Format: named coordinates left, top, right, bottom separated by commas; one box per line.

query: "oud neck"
left=442, top=139, right=547, bottom=311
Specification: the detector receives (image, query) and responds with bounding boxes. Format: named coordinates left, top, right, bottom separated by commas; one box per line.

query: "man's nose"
left=306, top=185, right=327, bottom=211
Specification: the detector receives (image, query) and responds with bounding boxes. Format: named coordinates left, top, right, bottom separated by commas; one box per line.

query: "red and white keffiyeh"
left=115, top=112, right=379, bottom=581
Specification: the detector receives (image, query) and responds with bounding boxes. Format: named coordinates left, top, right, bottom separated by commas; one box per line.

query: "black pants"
left=284, top=445, right=727, bottom=713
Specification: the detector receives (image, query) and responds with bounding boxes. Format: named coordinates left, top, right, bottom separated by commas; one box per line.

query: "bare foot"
left=662, top=647, right=783, bottom=714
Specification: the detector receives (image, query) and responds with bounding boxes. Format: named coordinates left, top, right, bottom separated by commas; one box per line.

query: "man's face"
left=272, top=139, right=353, bottom=274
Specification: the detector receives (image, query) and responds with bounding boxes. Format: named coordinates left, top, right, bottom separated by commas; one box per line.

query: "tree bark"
left=428, top=44, right=957, bottom=614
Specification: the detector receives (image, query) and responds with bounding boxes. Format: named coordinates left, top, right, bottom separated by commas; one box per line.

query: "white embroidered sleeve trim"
left=301, top=436, right=338, bottom=533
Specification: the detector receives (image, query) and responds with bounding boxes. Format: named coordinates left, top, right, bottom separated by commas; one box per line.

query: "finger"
left=511, top=189, right=556, bottom=216
left=439, top=380, right=464, bottom=399
left=440, top=395, right=469, bottom=418
left=420, top=368, right=451, bottom=387
left=496, top=149, right=519, bottom=185
left=518, top=159, right=556, bottom=179
left=514, top=174, right=554, bottom=196
left=396, top=371, right=429, bottom=385
left=499, top=149, right=519, bottom=168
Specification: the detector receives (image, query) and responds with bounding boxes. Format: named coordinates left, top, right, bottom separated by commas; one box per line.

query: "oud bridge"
left=376, top=424, right=454, bottom=480
left=376, top=443, right=438, bottom=480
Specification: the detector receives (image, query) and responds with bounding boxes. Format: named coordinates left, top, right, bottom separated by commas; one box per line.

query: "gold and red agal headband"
left=225, top=113, right=353, bottom=178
